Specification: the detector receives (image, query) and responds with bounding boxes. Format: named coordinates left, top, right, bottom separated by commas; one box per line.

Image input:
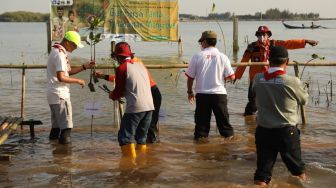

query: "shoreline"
left=179, top=18, right=336, bottom=22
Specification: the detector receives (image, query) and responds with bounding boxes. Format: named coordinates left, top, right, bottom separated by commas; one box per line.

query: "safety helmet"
left=113, top=42, right=134, bottom=57
left=64, top=31, right=84, bottom=48
left=255, top=26, right=272, bottom=37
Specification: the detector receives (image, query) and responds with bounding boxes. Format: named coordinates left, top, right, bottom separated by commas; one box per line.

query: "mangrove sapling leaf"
left=299, top=54, right=325, bottom=80
left=86, top=14, right=104, bottom=91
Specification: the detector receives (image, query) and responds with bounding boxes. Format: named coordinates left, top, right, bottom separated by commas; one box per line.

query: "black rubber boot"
left=146, top=127, right=159, bottom=144
left=59, top=128, right=71, bottom=144
left=49, top=128, right=60, bottom=140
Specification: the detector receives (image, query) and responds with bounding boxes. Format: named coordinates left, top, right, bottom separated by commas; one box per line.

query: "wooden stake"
left=233, top=17, right=239, bottom=53
left=294, top=64, right=306, bottom=125
left=21, top=63, right=26, bottom=127
left=178, top=36, right=183, bottom=56
left=46, top=22, right=52, bottom=54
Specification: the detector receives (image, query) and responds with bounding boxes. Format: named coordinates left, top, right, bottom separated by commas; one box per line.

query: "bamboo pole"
left=110, top=41, right=120, bottom=129
left=331, top=79, right=333, bottom=101
left=0, top=117, right=22, bottom=145
left=21, top=63, right=26, bottom=127
left=232, top=17, right=239, bottom=63
left=330, top=73, right=333, bottom=101
left=46, top=21, right=52, bottom=54
left=2, top=62, right=336, bottom=69
left=233, top=17, right=239, bottom=53
left=0, top=61, right=335, bottom=130
left=294, top=64, right=306, bottom=125
left=178, top=36, right=183, bottom=56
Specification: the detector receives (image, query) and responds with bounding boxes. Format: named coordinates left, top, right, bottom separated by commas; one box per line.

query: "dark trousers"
left=244, top=82, right=257, bottom=116
left=146, top=85, right=162, bottom=143
left=194, top=93, right=234, bottom=139
left=254, top=126, right=305, bottom=184
left=118, top=111, right=153, bottom=146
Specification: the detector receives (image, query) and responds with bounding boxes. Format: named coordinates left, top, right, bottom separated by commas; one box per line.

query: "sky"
left=0, top=0, right=335, bottom=18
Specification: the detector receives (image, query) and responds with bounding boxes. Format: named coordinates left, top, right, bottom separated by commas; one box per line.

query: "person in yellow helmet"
left=47, top=31, right=94, bottom=144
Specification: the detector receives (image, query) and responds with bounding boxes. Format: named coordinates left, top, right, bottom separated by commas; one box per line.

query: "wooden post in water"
left=110, top=41, right=120, bottom=128
left=294, top=64, right=306, bottom=125
left=330, top=74, right=333, bottom=101
left=111, top=41, right=116, bottom=55
left=46, top=22, right=52, bottom=54
left=21, top=63, right=26, bottom=128
left=178, top=36, right=183, bottom=56
left=233, top=17, right=239, bottom=57
left=331, top=80, right=333, bottom=101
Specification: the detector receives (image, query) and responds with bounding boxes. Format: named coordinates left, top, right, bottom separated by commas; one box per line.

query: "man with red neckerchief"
left=109, top=42, right=154, bottom=159
left=235, top=25, right=318, bottom=116
left=47, top=31, right=95, bottom=144
left=252, top=46, right=308, bottom=186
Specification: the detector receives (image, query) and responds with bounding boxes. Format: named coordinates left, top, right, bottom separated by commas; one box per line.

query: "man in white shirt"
left=185, top=31, right=235, bottom=142
left=47, top=31, right=95, bottom=144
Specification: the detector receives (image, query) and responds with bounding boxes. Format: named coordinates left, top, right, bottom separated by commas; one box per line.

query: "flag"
left=211, top=3, right=216, bottom=13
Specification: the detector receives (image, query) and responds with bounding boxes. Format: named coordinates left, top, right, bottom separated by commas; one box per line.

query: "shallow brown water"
left=1, top=21, right=336, bottom=187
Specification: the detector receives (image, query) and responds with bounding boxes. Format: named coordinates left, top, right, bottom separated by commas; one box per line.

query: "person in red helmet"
left=95, top=42, right=162, bottom=144
left=108, top=42, right=154, bottom=159
left=235, top=25, right=318, bottom=116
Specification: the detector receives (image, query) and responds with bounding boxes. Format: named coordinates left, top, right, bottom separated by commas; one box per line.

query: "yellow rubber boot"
left=135, top=144, right=147, bottom=167
left=119, top=144, right=137, bottom=171
left=121, top=143, right=136, bottom=159
left=136, top=144, right=147, bottom=153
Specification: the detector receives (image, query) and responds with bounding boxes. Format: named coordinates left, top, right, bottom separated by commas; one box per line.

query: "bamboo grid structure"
left=0, top=62, right=335, bottom=145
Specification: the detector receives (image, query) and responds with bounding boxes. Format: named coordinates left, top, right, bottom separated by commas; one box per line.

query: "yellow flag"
left=211, top=3, right=216, bottom=13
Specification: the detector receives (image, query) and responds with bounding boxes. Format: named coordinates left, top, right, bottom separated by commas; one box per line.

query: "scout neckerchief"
left=264, top=69, right=286, bottom=81
left=52, top=43, right=70, bottom=71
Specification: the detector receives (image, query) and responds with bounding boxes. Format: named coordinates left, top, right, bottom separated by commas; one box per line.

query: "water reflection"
left=50, top=143, right=74, bottom=187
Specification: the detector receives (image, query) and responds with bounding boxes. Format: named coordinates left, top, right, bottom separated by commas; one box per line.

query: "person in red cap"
left=235, top=25, right=318, bottom=116
left=108, top=42, right=154, bottom=159
left=95, top=42, right=162, bottom=144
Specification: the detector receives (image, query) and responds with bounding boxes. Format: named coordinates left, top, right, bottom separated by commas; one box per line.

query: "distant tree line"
left=181, top=8, right=320, bottom=21
left=0, top=8, right=320, bottom=22
left=0, top=11, right=49, bottom=22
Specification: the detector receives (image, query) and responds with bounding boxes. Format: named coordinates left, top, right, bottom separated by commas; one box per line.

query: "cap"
left=64, top=31, right=84, bottom=48
left=114, top=42, right=134, bottom=57
left=255, top=26, right=272, bottom=37
left=198, top=30, right=217, bottom=42
left=269, top=46, right=288, bottom=60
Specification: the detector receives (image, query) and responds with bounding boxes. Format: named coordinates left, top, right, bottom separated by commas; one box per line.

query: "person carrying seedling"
left=95, top=42, right=162, bottom=144
left=47, top=31, right=95, bottom=144
left=107, top=42, right=154, bottom=160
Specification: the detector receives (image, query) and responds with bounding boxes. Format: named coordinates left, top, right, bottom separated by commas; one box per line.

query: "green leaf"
left=96, top=33, right=101, bottom=39
left=89, top=32, right=94, bottom=40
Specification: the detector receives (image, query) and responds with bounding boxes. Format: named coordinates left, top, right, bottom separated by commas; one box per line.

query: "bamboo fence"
left=1, top=62, right=336, bottom=69
left=0, top=61, right=336, bottom=145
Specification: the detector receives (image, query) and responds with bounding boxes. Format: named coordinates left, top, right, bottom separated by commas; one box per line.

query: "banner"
left=50, top=0, right=179, bottom=42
